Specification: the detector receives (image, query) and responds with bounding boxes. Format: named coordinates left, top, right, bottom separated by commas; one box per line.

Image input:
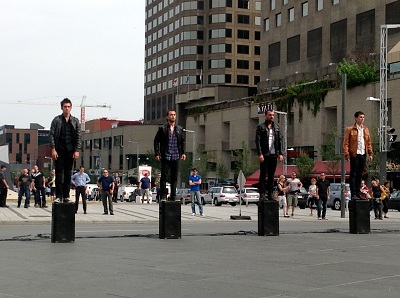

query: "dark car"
left=388, top=190, right=400, bottom=211
left=296, top=188, right=310, bottom=209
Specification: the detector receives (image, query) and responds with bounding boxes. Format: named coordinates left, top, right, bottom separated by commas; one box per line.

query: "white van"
left=118, top=185, right=137, bottom=202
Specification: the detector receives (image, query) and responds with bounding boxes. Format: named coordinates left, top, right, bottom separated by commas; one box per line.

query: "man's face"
left=166, top=111, right=176, bottom=123
left=320, top=173, right=325, bottom=180
left=80, top=167, right=84, bottom=173
left=62, top=103, right=72, bottom=115
left=33, top=166, right=38, bottom=172
left=355, top=114, right=365, bottom=126
left=103, top=170, right=108, bottom=177
left=291, top=173, right=296, bottom=179
left=193, top=170, right=198, bottom=175
left=265, top=111, right=275, bottom=122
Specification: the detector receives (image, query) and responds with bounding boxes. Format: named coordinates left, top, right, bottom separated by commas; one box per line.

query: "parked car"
left=118, top=185, right=137, bottom=202
left=176, top=188, right=191, bottom=204
left=203, top=186, right=239, bottom=206
left=327, top=183, right=351, bottom=210
left=86, top=184, right=98, bottom=201
left=388, top=190, right=400, bottom=211
left=295, top=188, right=310, bottom=209
left=238, top=187, right=259, bottom=205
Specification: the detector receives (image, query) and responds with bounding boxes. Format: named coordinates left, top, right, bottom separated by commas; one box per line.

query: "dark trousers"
left=0, top=187, right=8, bottom=206
left=112, top=187, right=119, bottom=202
left=349, top=154, right=366, bottom=198
left=75, top=186, right=87, bottom=212
left=317, top=196, right=328, bottom=218
left=373, top=199, right=383, bottom=219
left=34, top=188, right=46, bottom=207
left=55, top=149, right=74, bottom=199
left=258, top=154, right=278, bottom=200
left=160, top=159, right=179, bottom=200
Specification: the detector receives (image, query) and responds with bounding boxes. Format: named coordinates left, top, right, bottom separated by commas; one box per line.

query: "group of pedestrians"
left=359, top=179, right=392, bottom=220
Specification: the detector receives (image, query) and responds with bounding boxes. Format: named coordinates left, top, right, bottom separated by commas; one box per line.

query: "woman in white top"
left=277, top=175, right=289, bottom=217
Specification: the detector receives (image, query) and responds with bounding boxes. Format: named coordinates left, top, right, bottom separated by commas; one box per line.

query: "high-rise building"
left=259, top=0, right=400, bottom=90
left=144, top=0, right=262, bottom=125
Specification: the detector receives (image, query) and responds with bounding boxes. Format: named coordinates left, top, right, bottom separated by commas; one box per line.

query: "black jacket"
left=255, top=121, right=283, bottom=156
left=49, top=114, right=81, bottom=151
left=154, top=123, right=185, bottom=159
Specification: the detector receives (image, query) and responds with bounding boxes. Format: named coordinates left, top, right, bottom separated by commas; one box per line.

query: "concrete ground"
left=1, top=190, right=400, bottom=298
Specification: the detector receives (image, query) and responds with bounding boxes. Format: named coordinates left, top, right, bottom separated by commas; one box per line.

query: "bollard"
left=349, top=199, right=370, bottom=234
left=159, top=201, right=181, bottom=239
left=258, top=200, right=279, bottom=236
left=51, top=202, right=75, bottom=243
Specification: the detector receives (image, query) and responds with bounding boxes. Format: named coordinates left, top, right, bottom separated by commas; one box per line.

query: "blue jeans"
left=18, top=186, right=30, bottom=206
left=190, top=190, right=203, bottom=215
left=317, top=196, right=328, bottom=218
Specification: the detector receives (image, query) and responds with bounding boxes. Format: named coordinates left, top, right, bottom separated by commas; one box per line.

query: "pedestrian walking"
left=371, top=179, right=383, bottom=220
left=97, top=169, right=115, bottom=215
left=343, top=111, right=373, bottom=200
left=381, top=180, right=391, bottom=219
left=286, top=172, right=302, bottom=217
left=31, top=165, right=47, bottom=208
left=154, top=109, right=186, bottom=201
left=113, top=173, right=120, bottom=203
left=316, top=173, right=330, bottom=220
left=18, top=168, right=32, bottom=208
left=189, top=168, right=204, bottom=216
left=49, top=98, right=81, bottom=203
left=139, top=172, right=151, bottom=204
left=71, top=165, right=91, bottom=214
left=0, top=165, right=10, bottom=207
left=276, top=175, right=289, bottom=217
left=47, top=169, right=56, bottom=203
left=255, top=108, right=284, bottom=201
left=308, top=178, right=317, bottom=216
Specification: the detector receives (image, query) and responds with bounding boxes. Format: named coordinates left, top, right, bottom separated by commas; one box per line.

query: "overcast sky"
left=0, top=0, right=145, bottom=129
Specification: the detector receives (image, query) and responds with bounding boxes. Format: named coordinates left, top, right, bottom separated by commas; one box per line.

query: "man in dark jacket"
left=154, top=110, right=186, bottom=201
left=49, top=98, right=81, bottom=203
left=255, top=109, right=284, bottom=201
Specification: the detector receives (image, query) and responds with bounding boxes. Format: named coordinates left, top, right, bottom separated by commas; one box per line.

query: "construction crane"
left=0, top=96, right=111, bottom=131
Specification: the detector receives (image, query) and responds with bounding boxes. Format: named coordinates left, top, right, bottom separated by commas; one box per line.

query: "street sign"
left=237, top=170, right=246, bottom=190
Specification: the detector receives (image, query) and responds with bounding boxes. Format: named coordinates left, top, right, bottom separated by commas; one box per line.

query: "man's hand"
left=181, top=154, right=186, bottom=161
left=278, top=154, right=284, bottom=162
left=368, top=155, right=373, bottom=162
left=155, top=155, right=161, bottom=161
left=258, top=155, right=264, bottom=162
left=51, top=149, right=58, bottom=160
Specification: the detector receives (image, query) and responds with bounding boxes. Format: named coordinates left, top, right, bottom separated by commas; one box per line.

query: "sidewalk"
left=2, top=190, right=400, bottom=225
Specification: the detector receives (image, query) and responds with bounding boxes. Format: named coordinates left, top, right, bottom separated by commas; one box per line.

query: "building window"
left=288, top=7, right=294, bottom=22
left=210, top=28, right=232, bottom=38
left=282, top=0, right=288, bottom=4
left=238, top=14, right=250, bottom=24
left=238, top=0, right=249, bottom=9
left=237, top=75, right=249, bottom=84
left=254, top=76, right=260, bottom=85
left=264, top=18, right=270, bottom=31
left=255, top=31, right=260, bottom=40
left=237, top=30, right=250, bottom=39
left=317, top=0, right=323, bottom=11
left=287, top=35, right=300, bottom=63
left=254, top=61, right=260, bottom=70
left=210, top=0, right=232, bottom=8
left=210, top=13, right=232, bottom=23
left=209, top=43, right=231, bottom=53
left=276, top=13, right=281, bottom=27
left=307, top=27, right=322, bottom=57
left=268, top=42, right=280, bottom=68
left=332, top=0, right=339, bottom=5
left=209, top=59, right=231, bottom=68
left=237, top=60, right=249, bottom=69
left=302, top=2, right=308, bottom=16
left=237, top=45, right=250, bottom=54
left=255, top=16, right=261, bottom=25
left=356, top=10, right=375, bottom=45
left=254, top=46, right=260, bottom=55
left=255, top=1, right=261, bottom=10
left=270, top=0, right=276, bottom=10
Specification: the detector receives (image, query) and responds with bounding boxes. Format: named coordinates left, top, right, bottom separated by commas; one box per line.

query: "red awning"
left=244, top=161, right=350, bottom=187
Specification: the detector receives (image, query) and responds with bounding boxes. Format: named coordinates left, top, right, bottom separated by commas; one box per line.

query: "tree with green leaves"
left=320, top=126, right=341, bottom=182
left=233, top=141, right=258, bottom=177
left=294, top=152, right=315, bottom=188
left=337, top=58, right=379, bottom=89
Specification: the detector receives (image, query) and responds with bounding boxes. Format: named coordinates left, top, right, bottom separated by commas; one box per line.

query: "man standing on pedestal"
left=255, top=109, right=284, bottom=201
left=343, top=111, right=373, bottom=200
left=49, top=98, right=81, bottom=203
left=154, top=110, right=186, bottom=201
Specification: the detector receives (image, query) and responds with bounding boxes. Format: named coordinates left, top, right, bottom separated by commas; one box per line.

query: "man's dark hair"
left=0, top=165, right=6, bottom=170
left=79, top=165, right=84, bottom=169
left=60, top=98, right=72, bottom=107
left=192, top=167, right=198, bottom=171
left=166, top=109, right=176, bottom=116
left=354, top=111, right=364, bottom=118
left=264, top=108, right=274, bottom=115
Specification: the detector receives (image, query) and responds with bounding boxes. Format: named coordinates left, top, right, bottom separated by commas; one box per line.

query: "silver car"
left=327, top=183, right=351, bottom=210
left=203, top=186, right=239, bottom=206
left=238, top=187, right=260, bottom=205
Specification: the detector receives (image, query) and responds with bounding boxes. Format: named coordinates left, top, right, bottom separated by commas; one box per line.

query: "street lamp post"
left=183, top=129, right=196, bottom=165
left=275, top=111, right=287, bottom=175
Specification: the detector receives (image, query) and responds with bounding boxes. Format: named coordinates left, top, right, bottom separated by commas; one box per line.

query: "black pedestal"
left=349, top=199, right=370, bottom=234
left=159, top=201, right=181, bottom=239
left=258, top=200, right=279, bottom=236
left=51, top=202, right=75, bottom=243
